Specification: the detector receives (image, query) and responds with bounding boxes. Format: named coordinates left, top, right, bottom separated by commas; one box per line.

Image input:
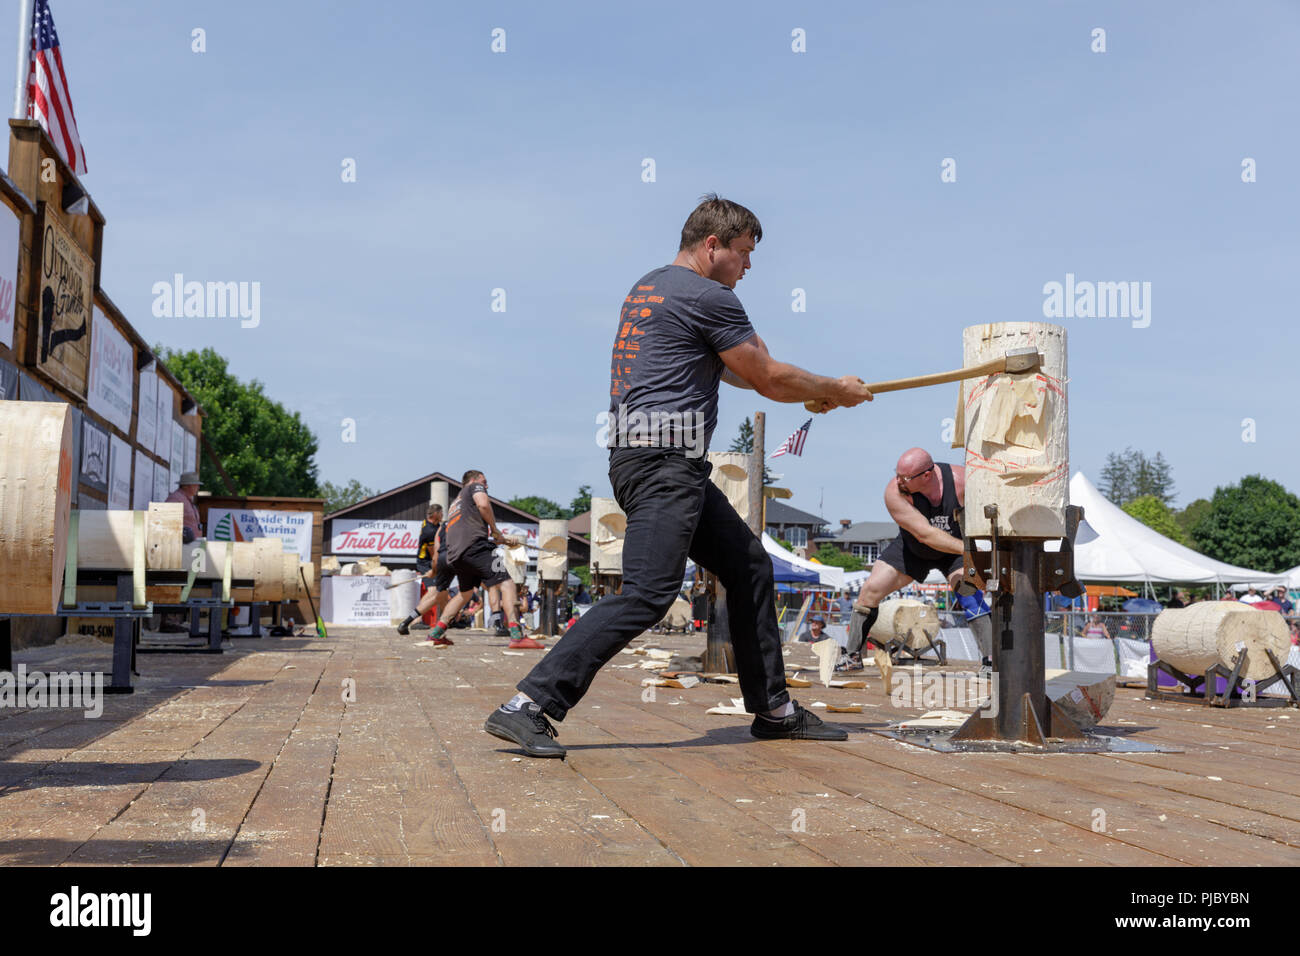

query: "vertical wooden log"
left=961, top=323, right=1069, bottom=538
left=0, top=401, right=74, bottom=613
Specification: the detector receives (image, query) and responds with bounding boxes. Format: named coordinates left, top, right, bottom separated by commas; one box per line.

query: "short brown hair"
left=462, top=469, right=483, bottom=484
left=679, top=194, right=762, bottom=251
left=427, top=503, right=443, bottom=518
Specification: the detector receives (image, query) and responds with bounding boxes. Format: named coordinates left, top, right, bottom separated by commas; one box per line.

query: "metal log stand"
left=877, top=502, right=1170, bottom=754
left=1147, top=652, right=1300, bottom=709
left=949, top=503, right=1088, bottom=747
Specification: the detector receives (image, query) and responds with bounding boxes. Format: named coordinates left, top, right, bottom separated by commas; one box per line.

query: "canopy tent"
left=840, top=566, right=945, bottom=592
left=761, top=534, right=845, bottom=588
left=1289, top=566, right=1300, bottom=589
left=1070, top=472, right=1287, bottom=587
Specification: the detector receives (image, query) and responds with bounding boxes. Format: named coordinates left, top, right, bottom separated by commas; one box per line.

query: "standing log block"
left=281, top=552, right=300, bottom=601
left=706, top=452, right=750, bottom=523
left=591, top=496, right=626, bottom=575
left=252, top=538, right=284, bottom=602
left=538, top=519, right=568, bottom=582
left=0, top=401, right=75, bottom=614
left=873, top=598, right=940, bottom=650
left=76, top=504, right=184, bottom=571
left=961, top=323, right=1069, bottom=538
left=1152, top=603, right=1290, bottom=682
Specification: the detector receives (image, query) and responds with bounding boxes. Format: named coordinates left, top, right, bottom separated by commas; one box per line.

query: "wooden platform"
left=1, top=627, right=1297, bottom=866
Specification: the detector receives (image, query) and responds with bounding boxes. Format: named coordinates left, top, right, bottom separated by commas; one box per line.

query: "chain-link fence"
left=1047, top=610, right=1156, bottom=643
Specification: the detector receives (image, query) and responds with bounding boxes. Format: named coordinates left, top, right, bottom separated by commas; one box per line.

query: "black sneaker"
left=484, top=703, right=566, bottom=758
left=494, top=625, right=510, bottom=637
left=397, top=619, right=412, bottom=636
left=751, top=702, right=848, bottom=741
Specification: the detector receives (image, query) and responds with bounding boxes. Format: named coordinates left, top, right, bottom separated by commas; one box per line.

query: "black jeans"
left=517, top=446, right=789, bottom=720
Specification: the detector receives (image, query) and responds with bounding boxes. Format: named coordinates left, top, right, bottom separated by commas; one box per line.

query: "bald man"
left=843, top=448, right=965, bottom=671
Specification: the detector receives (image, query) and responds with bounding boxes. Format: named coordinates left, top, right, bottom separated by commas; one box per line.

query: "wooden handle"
left=803, top=357, right=1007, bottom=411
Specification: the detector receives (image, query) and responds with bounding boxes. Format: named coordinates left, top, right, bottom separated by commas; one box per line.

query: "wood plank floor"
left=1, top=626, right=1297, bottom=866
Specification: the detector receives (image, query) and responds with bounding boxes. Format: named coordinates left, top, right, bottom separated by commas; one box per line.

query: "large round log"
left=75, top=504, right=184, bottom=571
left=181, top=539, right=231, bottom=581
left=1152, top=603, right=1290, bottom=682
left=873, top=598, right=940, bottom=650
left=961, top=323, right=1069, bottom=538
left=0, top=401, right=75, bottom=613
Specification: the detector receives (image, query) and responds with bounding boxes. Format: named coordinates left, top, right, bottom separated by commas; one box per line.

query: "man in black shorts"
left=484, top=194, right=874, bottom=757
left=396, top=503, right=455, bottom=643
left=843, top=448, right=966, bottom=669
left=426, top=470, right=540, bottom=649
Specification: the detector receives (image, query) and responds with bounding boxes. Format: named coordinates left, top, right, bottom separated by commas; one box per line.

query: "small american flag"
left=770, top=418, right=812, bottom=458
left=27, top=0, right=87, bottom=175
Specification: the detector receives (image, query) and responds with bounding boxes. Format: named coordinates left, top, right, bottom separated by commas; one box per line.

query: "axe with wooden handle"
left=804, top=347, right=1042, bottom=413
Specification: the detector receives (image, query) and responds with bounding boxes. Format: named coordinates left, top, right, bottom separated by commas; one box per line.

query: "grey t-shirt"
left=444, top=481, right=489, bottom=562
left=607, top=265, right=756, bottom=454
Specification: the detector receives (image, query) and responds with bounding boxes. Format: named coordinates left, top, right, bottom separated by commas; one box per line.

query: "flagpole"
left=12, top=0, right=32, bottom=118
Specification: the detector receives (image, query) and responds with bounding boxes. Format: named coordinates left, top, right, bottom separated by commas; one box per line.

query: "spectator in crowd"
left=1272, top=588, right=1294, bottom=615
left=1083, top=615, right=1111, bottom=639
left=165, top=472, right=204, bottom=543
left=801, top=615, right=827, bottom=643
left=1239, top=586, right=1264, bottom=605
left=574, top=583, right=592, bottom=605
left=1166, top=590, right=1187, bottom=609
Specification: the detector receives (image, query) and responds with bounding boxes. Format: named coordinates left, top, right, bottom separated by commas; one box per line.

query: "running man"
left=426, top=471, right=540, bottom=649
left=397, top=503, right=454, bottom=642
left=844, top=448, right=967, bottom=670
left=484, top=194, right=873, bottom=757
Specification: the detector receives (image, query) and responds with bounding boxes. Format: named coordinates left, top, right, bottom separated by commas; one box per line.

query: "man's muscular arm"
left=473, top=490, right=505, bottom=544
left=721, top=367, right=755, bottom=390
left=719, top=334, right=872, bottom=408
left=884, top=478, right=964, bottom=555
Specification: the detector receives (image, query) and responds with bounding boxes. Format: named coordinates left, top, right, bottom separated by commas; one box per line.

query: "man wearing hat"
left=166, top=471, right=203, bottom=543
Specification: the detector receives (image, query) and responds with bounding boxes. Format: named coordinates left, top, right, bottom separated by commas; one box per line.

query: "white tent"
left=1070, top=472, right=1287, bottom=587
left=1285, top=566, right=1300, bottom=589
left=761, top=533, right=845, bottom=588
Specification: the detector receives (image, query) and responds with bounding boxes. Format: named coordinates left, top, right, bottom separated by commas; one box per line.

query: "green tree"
left=773, top=537, right=796, bottom=553
left=1191, top=475, right=1300, bottom=572
left=320, top=479, right=377, bottom=515
left=1099, top=447, right=1176, bottom=507
left=158, top=347, right=319, bottom=497
left=1122, top=495, right=1189, bottom=546
left=569, top=484, right=592, bottom=517
left=509, top=495, right=567, bottom=519
left=810, top=544, right=865, bottom=572
left=729, top=416, right=775, bottom=484
left=1175, top=498, right=1212, bottom=551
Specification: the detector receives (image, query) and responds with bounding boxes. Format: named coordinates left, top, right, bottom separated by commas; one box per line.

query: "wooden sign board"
left=33, top=212, right=93, bottom=398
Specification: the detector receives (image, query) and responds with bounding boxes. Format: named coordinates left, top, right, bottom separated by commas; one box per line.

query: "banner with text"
left=210, top=508, right=313, bottom=562
left=86, top=310, right=134, bottom=434
left=0, top=213, right=17, bottom=352
left=108, top=434, right=131, bottom=509
left=330, top=518, right=421, bottom=557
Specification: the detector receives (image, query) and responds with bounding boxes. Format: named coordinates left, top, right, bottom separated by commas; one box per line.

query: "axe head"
left=1004, top=348, right=1042, bottom=374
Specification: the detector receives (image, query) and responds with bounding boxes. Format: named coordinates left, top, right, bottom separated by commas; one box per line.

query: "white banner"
left=132, top=451, right=153, bottom=511
left=79, top=418, right=109, bottom=491
left=209, top=508, right=313, bottom=562
left=108, top=434, right=131, bottom=509
left=184, top=430, right=197, bottom=472
left=86, top=310, right=134, bottom=434
left=136, top=369, right=157, bottom=449
left=154, top=378, right=173, bottom=458
left=152, top=463, right=169, bottom=503
left=0, top=213, right=17, bottom=351
left=330, top=518, right=421, bottom=556
left=170, top=421, right=184, bottom=489
left=321, top=575, right=392, bottom=627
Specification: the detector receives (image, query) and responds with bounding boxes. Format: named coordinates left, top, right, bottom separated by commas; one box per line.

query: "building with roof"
left=323, top=471, right=590, bottom=569
left=763, top=500, right=829, bottom=555
left=814, top=519, right=899, bottom=565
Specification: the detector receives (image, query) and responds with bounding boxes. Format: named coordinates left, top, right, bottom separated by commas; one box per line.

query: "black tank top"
left=901, top=462, right=961, bottom=560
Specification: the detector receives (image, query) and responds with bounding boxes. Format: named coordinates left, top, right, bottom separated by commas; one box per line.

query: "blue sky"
left=10, top=0, right=1298, bottom=522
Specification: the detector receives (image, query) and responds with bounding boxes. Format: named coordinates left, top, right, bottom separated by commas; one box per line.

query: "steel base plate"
left=874, top=727, right=1179, bottom=754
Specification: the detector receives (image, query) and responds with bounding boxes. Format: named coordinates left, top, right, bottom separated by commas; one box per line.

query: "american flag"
left=27, top=0, right=87, bottom=175
left=769, top=418, right=812, bottom=458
